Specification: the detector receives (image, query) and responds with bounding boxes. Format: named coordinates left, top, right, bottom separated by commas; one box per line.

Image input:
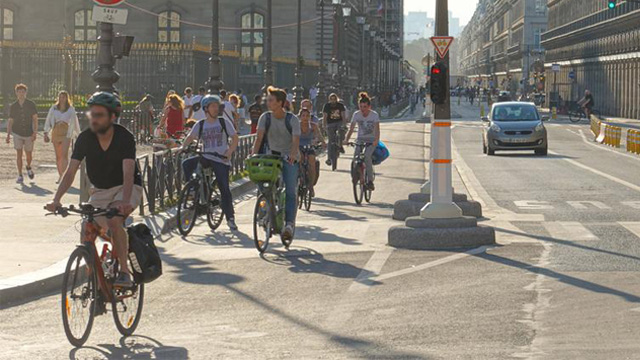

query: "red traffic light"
left=432, top=68, right=441, bottom=75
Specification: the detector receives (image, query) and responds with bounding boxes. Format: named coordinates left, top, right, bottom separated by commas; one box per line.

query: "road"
left=2, top=103, right=640, bottom=359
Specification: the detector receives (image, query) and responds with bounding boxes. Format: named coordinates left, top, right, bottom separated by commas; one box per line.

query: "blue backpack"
left=372, top=141, right=390, bottom=165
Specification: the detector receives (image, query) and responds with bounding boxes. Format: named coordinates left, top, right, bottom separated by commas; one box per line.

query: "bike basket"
left=246, top=155, right=283, bottom=183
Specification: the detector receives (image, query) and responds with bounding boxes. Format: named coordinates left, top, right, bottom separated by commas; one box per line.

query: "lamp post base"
left=420, top=202, right=463, bottom=219
left=388, top=216, right=495, bottom=250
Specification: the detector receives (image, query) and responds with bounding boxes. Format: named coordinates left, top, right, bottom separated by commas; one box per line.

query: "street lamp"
left=207, top=0, right=224, bottom=95
left=262, top=0, right=274, bottom=96
left=292, top=0, right=304, bottom=112
left=317, top=0, right=328, bottom=110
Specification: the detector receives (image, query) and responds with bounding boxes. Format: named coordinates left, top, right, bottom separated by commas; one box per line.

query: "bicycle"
left=46, top=204, right=144, bottom=347
left=298, top=145, right=322, bottom=212
left=348, top=142, right=375, bottom=205
left=176, top=148, right=226, bottom=236
left=246, top=155, right=291, bottom=254
left=568, top=103, right=600, bottom=123
left=326, top=125, right=346, bottom=171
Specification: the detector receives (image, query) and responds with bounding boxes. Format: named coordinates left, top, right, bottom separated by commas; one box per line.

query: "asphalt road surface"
left=2, top=103, right=640, bottom=359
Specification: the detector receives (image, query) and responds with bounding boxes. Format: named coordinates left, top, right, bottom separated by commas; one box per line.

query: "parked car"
left=482, top=102, right=549, bottom=156
left=497, top=91, right=511, bottom=102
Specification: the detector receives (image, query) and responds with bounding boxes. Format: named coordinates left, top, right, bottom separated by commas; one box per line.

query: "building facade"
left=457, top=0, right=547, bottom=96
left=541, top=0, right=640, bottom=118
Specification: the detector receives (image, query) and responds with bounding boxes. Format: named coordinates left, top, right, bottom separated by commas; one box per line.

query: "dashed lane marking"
left=543, top=221, right=599, bottom=242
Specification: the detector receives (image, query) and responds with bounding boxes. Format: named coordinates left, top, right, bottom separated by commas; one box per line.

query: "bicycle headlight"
left=490, top=123, right=501, bottom=133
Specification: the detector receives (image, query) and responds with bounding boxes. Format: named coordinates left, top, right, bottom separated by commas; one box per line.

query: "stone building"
left=457, top=0, right=547, bottom=96
left=541, top=1, right=640, bottom=118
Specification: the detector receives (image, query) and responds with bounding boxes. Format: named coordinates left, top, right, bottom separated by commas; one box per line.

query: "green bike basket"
left=246, top=155, right=283, bottom=183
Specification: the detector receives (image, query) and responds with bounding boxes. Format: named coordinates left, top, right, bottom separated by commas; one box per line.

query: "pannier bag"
left=127, top=223, right=163, bottom=284
left=372, top=140, right=390, bottom=165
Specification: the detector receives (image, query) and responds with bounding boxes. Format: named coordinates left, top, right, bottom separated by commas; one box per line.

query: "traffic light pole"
left=421, top=0, right=462, bottom=219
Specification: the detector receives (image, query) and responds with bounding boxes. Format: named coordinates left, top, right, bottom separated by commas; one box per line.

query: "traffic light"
left=430, top=61, right=448, bottom=105
left=608, top=0, right=617, bottom=9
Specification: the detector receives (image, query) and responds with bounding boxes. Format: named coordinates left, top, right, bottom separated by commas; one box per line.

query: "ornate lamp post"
left=356, top=15, right=366, bottom=91
left=92, top=22, right=120, bottom=93
left=292, top=0, right=304, bottom=112
left=207, top=0, right=224, bottom=95
left=262, top=0, right=274, bottom=95
left=316, top=0, right=328, bottom=110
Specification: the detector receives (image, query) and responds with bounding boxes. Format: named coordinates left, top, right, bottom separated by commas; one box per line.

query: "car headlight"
left=534, top=122, right=544, bottom=132
left=490, top=123, right=501, bottom=133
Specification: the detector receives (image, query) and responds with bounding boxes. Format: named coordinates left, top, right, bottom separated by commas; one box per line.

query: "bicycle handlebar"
left=181, top=147, right=228, bottom=160
left=346, top=142, right=373, bottom=147
left=44, top=204, right=122, bottom=219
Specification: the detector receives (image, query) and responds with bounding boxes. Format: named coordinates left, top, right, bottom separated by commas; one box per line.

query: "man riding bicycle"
left=322, top=93, right=347, bottom=167
left=180, top=94, right=240, bottom=231
left=46, top=92, right=143, bottom=287
left=344, top=92, right=380, bottom=190
left=298, top=107, right=326, bottom=197
left=252, top=86, right=301, bottom=241
left=578, top=90, right=594, bottom=118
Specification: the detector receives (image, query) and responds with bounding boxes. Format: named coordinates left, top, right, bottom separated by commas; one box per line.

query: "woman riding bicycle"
left=344, top=92, right=380, bottom=191
left=299, top=107, right=326, bottom=197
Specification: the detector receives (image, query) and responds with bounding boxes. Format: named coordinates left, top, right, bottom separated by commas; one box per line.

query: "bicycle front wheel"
left=253, top=194, right=272, bottom=254
left=177, top=179, right=199, bottom=236
left=569, top=110, right=582, bottom=123
left=61, top=246, right=97, bottom=347
left=111, top=281, right=144, bottom=336
left=207, top=183, right=224, bottom=231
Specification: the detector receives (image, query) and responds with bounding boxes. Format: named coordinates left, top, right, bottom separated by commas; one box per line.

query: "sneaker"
left=26, top=167, right=34, bottom=180
left=325, top=159, right=331, bottom=166
left=282, top=223, right=294, bottom=240
left=16, top=175, right=24, bottom=184
left=339, top=146, right=345, bottom=154
left=114, top=272, right=133, bottom=288
left=309, top=187, right=315, bottom=198
left=368, top=182, right=375, bottom=191
left=227, top=218, right=238, bottom=231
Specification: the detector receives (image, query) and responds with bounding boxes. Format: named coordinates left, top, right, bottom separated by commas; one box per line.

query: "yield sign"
left=430, top=36, right=454, bottom=59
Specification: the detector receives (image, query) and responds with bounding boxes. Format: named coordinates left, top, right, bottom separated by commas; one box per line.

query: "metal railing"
left=135, top=134, right=257, bottom=216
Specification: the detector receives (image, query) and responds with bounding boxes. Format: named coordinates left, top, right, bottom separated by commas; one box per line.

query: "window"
left=533, top=28, right=545, bottom=50
left=240, top=12, right=265, bottom=75
left=535, top=0, right=546, bottom=15
left=74, top=9, right=97, bottom=42
left=1, top=7, right=14, bottom=40
left=158, top=11, right=181, bottom=43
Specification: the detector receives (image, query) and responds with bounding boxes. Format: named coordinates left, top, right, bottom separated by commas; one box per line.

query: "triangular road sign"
left=430, top=36, right=454, bottom=59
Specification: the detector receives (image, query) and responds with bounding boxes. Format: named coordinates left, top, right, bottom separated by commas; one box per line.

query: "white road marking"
left=543, top=221, right=598, bottom=241
left=622, top=201, right=640, bottom=209
left=373, top=245, right=493, bottom=282
left=577, top=129, right=640, bottom=161
left=618, top=222, right=640, bottom=239
left=514, top=200, right=554, bottom=210
left=566, top=201, right=611, bottom=210
left=550, top=150, right=640, bottom=194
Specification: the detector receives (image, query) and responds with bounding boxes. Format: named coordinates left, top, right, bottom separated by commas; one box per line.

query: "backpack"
left=127, top=223, right=162, bottom=284
left=258, top=112, right=293, bottom=154
left=372, top=141, right=390, bottom=165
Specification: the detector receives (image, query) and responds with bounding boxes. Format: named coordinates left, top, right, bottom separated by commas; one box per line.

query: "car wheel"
left=535, top=147, right=548, bottom=156
left=482, top=143, right=487, bottom=154
left=487, top=146, right=495, bottom=156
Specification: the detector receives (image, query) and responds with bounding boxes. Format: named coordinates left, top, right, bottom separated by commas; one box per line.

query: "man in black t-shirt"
left=322, top=93, right=347, bottom=166
left=580, top=90, right=595, bottom=118
left=6, top=84, right=39, bottom=183
left=248, top=94, right=264, bottom=134
left=46, top=92, right=141, bottom=287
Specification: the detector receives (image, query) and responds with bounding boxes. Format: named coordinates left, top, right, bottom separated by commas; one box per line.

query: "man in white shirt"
left=182, top=87, right=194, bottom=119
left=191, top=87, right=206, bottom=121
left=220, top=90, right=238, bottom=130
left=309, top=86, right=318, bottom=109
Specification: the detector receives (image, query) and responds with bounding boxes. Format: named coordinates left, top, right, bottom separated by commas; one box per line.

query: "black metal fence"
left=0, top=41, right=320, bottom=115
left=135, top=134, right=257, bottom=216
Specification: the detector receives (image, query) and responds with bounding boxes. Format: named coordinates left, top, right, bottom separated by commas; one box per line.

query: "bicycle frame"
left=81, top=219, right=117, bottom=303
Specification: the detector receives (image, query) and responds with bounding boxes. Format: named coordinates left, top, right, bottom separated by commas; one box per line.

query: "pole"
left=421, top=0, right=462, bottom=219
left=292, top=0, right=304, bottom=112
left=262, top=0, right=274, bottom=95
left=207, top=0, right=224, bottom=95
left=317, top=0, right=326, bottom=110
left=91, top=22, right=120, bottom=93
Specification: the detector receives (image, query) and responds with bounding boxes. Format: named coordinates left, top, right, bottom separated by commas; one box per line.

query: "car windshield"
left=492, top=104, right=539, bottom=121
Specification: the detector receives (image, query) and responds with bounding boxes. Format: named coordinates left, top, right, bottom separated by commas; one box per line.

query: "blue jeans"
left=282, top=161, right=299, bottom=224
left=182, top=157, right=235, bottom=221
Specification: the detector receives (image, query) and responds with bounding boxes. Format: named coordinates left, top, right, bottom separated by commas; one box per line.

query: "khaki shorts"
left=89, top=185, right=143, bottom=213
left=13, top=133, right=34, bottom=152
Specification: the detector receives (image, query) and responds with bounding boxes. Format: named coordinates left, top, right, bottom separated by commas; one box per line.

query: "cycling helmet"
left=87, top=91, right=122, bottom=115
left=200, top=94, right=221, bottom=111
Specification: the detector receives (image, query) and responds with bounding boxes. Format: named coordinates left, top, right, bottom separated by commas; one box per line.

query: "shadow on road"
left=69, top=335, right=188, bottom=360
left=263, top=247, right=373, bottom=280
left=162, top=252, right=245, bottom=286
left=491, top=153, right=575, bottom=159
left=18, top=182, right=53, bottom=196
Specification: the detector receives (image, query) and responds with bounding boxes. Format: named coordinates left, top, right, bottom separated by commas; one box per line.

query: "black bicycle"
left=568, top=103, right=600, bottom=123
left=298, top=145, right=322, bottom=211
left=348, top=142, right=375, bottom=205
left=176, top=148, right=226, bottom=236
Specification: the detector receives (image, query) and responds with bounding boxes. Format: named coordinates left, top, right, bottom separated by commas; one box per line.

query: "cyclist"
left=252, top=86, right=301, bottom=241
left=45, top=92, right=142, bottom=287
left=180, top=94, right=239, bottom=231
left=344, top=92, right=380, bottom=191
left=322, top=93, right=347, bottom=167
left=298, top=107, right=326, bottom=197
left=578, top=89, right=594, bottom=118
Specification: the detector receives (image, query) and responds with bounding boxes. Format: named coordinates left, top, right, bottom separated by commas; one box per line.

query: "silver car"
left=482, top=102, right=548, bottom=156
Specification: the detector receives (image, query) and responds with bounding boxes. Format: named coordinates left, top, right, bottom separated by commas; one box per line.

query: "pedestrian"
left=44, top=91, right=81, bottom=183
left=6, top=84, right=38, bottom=183
left=160, top=94, right=185, bottom=138
left=309, top=85, right=318, bottom=110
left=222, top=92, right=240, bottom=131
left=191, top=87, right=207, bottom=121
left=182, top=87, right=194, bottom=120
left=248, top=94, right=264, bottom=134
left=237, top=89, right=248, bottom=129
left=164, top=90, right=177, bottom=107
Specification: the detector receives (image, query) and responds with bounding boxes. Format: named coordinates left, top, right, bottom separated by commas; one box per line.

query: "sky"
left=403, top=0, right=479, bottom=27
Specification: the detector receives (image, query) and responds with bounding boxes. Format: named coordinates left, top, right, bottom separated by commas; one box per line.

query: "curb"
left=0, top=177, right=256, bottom=309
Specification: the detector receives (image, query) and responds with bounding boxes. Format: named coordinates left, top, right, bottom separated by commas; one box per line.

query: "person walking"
left=182, top=87, right=194, bottom=120
left=191, top=87, right=207, bottom=121
left=44, top=91, right=80, bottom=183
left=248, top=94, right=264, bottom=134
left=160, top=94, right=185, bottom=138
left=229, top=94, right=242, bottom=131
left=220, top=90, right=239, bottom=131
left=309, top=85, right=318, bottom=110
left=6, top=84, right=38, bottom=183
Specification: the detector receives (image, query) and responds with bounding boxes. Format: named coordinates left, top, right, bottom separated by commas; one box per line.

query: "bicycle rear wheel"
left=253, top=194, right=272, bottom=254
left=569, top=110, right=583, bottom=123
left=177, top=179, right=199, bottom=236
left=61, top=246, right=97, bottom=347
left=304, top=188, right=312, bottom=211
left=207, top=183, right=224, bottom=231
left=111, top=281, right=144, bottom=336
